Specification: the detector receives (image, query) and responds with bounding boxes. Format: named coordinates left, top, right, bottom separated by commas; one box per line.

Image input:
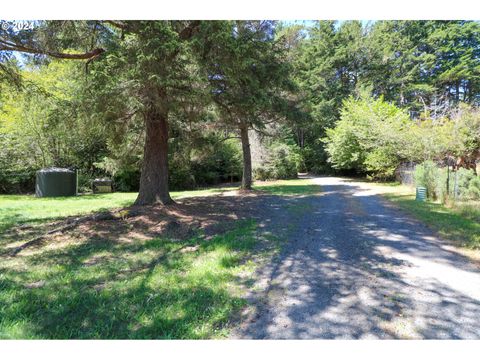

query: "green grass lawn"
left=0, top=178, right=316, bottom=339
left=254, top=178, right=320, bottom=195
left=372, top=183, right=480, bottom=249
left=0, top=179, right=317, bottom=234
left=0, top=187, right=237, bottom=234
left=0, top=219, right=273, bottom=339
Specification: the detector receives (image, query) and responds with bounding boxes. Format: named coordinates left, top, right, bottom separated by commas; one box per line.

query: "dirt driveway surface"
left=233, top=176, right=480, bottom=339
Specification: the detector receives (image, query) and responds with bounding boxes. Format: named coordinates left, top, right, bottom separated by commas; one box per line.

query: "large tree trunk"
left=239, top=123, right=253, bottom=190
left=134, top=108, right=173, bottom=206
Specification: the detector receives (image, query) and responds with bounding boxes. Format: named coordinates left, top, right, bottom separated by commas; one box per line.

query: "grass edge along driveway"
left=366, top=182, right=480, bottom=250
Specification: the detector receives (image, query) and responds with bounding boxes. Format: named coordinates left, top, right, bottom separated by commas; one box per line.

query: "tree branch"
left=0, top=39, right=105, bottom=60
left=104, top=20, right=129, bottom=30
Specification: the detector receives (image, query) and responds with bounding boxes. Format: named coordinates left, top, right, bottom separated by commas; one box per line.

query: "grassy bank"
left=370, top=183, right=480, bottom=249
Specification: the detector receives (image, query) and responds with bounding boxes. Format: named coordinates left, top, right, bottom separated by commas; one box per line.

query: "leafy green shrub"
left=364, top=147, right=400, bottom=181
left=253, top=143, right=299, bottom=181
left=113, top=169, right=141, bottom=192
left=169, top=155, right=196, bottom=190
left=188, top=139, right=242, bottom=188
left=414, top=163, right=480, bottom=202
left=414, top=161, right=441, bottom=200
left=0, top=170, right=35, bottom=194
left=253, top=166, right=271, bottom=181
left=323, top=95, right=409, bottom=179
left=435, top=167, right=449, bottom=204
left=466, top=176, right=480, bottom=200
left=270, top=144, right=299, bottom=179
left=77, top=172, right=93, bottom=193
left=452, top=168, right=480, bottom=200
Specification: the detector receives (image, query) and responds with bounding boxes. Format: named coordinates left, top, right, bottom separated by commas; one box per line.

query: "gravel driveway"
left=233, top=176, right=480, bottom=339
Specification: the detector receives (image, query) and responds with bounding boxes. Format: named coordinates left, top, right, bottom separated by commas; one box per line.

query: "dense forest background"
left=1, top=20, right=479, bottom=199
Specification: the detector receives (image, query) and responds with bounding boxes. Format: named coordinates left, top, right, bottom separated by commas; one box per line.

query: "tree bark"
left=239, top=123, right=253, bottom=190
left=134, top=108, right=173, bottom=205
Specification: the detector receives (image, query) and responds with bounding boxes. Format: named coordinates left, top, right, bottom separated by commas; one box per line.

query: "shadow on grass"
left=0, top=180, right=318, bottom=338
left=1, top=180, right=319, bottom=235
left=0, top=195, right=135, bottom=235
left=383, top=193, right=480, bottom=249
left=0, top=220, right=262, bottom=339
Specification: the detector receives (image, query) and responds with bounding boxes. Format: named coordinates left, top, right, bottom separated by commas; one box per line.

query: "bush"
left=169, top=138, right=242, bottom=190
left=323, top=95, right=409, bottom=178
left=414, top=161, right=440, bottom=200
left=169, top=156, right=196, bottom=191
left=270, top=144, right=299, bottom=179
left=253, top=166, right=271, bottom=181
left=364, top=147, right=399, bottom=181
left=435, top=167, right=449, bottom=204
left=113, top=169, right=141, bottom=192
left=466, top=176, right=480, bottom=200
left=77, top=172, right=93, bottom=193
left=0, top=170, right=35, bottom=194
left=414, top=162, right=480, bottom=202
left=453, top=168, right=480, bottom=200
left=253, top=143, right=299, bottom=181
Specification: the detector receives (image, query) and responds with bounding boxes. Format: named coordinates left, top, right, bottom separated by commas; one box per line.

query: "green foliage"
left=203, top=21, right=296, bottom=129
left=455, top=168, right=480, bottom=201
left=381, top=190, right=480, bottom=249
left=414, top=163, right=480, bottom=203
left=188, top=139, right=243, bottom=188
left=254, top=143, right=299, bottom=181
left=284, top=20, right=480, bottom=173
left=324, top=93, right=480, bottom=183
left=0, top=133, right=37, bottom=193
left=414, top=161, right=441, bottom=200
left=0, top=55, right=244, bottom=193
left=466, top=176, right=480, bottom=200
left=323, top=95, right=409, bottom=179
left=0, top=61, right=109, bottom=193
left=0, top=218, right=270, bottom=338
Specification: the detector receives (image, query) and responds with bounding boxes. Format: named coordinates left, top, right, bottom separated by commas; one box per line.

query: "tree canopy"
left=1, top=20, right=479, bottom=198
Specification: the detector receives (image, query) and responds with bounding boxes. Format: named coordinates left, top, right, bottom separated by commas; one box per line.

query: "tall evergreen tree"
left=202, top=21, right=295, bottom=189
left=1, top=20, right=206, bottom=205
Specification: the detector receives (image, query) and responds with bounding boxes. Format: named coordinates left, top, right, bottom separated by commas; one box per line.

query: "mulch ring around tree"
left=1, top=190, right=274, bottom=258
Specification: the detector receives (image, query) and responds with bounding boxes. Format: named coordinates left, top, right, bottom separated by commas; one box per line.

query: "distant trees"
left=201, top=20, right=296, bottom=189
left=287, top=20, right=480, bottom=173
left=0, top=60, right=110, bottom=192
left=1, top=20, right=480, bottom=196
left=1, top=21, right=237, bottom=203
left=323, top=95, right=480, bottom=179
left=1, top=20, right=299, bottom=197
